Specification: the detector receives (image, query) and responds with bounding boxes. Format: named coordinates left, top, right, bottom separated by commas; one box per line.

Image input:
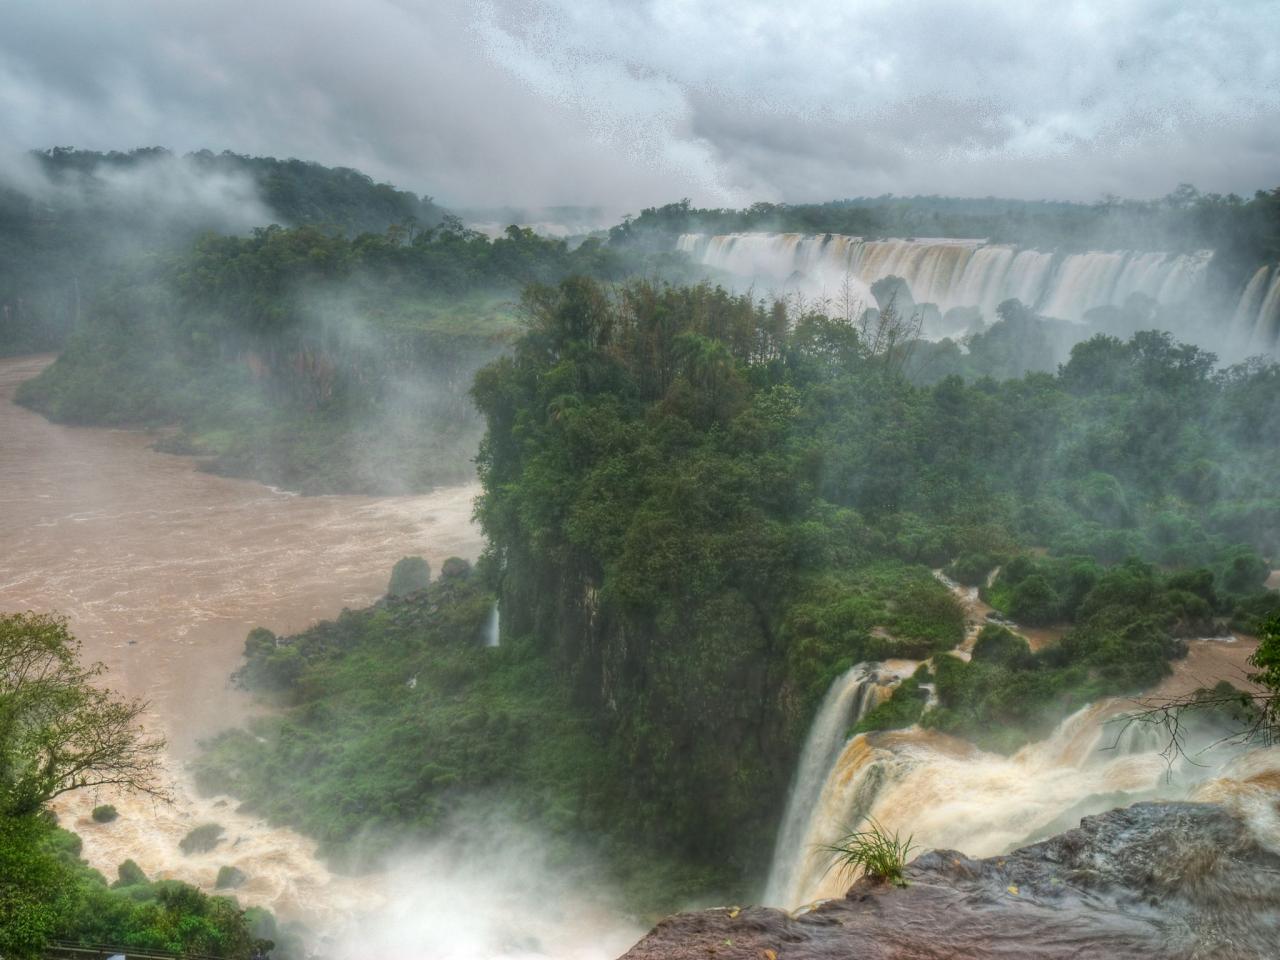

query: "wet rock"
left=618, top=803, right=1280, bottom=960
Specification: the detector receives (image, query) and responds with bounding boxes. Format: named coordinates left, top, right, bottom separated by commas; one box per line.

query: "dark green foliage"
left=235, top=628, right=301, bottom=692
left=90, top=804, right=118, bottom=823
left=466, top=276, right=1280, bottom=891
left=179, top=824, right=225, bottom=855
left=0, top=147, right=448, bottom=357
left=0, top=813, right=262, bottom=959
left=0, top=815, right=68, bottom=960
left=387, top=556, right=431, bottom=597
left=440, top=556, right=473, bottom=580
left=114, top=859, right=148, bottom=887
left=972, top=626, right=1034, bottom=669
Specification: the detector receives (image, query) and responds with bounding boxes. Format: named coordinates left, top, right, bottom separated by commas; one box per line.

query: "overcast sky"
left=2, top=0, right=1277, bottom=209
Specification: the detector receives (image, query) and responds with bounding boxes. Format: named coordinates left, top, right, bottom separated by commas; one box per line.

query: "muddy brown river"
left=0, top=354, right=484, bottom=929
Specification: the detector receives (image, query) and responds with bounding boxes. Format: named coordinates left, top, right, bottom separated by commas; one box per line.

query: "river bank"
left=0, top=354, right=484, bottom=930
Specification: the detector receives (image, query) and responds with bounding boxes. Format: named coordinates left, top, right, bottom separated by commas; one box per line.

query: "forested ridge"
left=0, top=147, right=444, bottom=356
left=16, top=221, right=692, bottom=492
left=196, top=276, right=1280, bottom=916
left=613, top=189, right=1280, bottom=260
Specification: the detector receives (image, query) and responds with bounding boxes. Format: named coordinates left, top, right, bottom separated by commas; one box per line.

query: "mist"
left=323, top=817, right=641, bottom=960
left=2, top=4, right=1279, bottom=960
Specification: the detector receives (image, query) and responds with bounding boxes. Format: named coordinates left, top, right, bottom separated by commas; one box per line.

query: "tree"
left=0, top=612, right=165, bottom=818
left=387, top=556, right=431, bottom=597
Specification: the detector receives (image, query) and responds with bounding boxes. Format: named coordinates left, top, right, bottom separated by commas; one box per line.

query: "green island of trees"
left=193, top=276, right=1280, bottom=917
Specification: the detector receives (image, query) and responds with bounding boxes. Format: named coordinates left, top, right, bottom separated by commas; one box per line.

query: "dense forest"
left=193, top=277, right=1280, bottom=918
left=0, top=147, right=444, bottom=356
left=15, top=220, right=692, bottom=492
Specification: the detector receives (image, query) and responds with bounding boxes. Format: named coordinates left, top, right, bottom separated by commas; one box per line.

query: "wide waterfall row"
left=676, top=233, right=1280, bottom=352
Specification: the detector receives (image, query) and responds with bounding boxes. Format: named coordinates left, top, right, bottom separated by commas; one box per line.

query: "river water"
left=0, top=355, right=485, bottom=931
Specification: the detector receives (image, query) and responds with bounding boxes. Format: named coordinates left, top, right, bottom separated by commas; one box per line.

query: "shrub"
left=91, top=804, right=118, bottom=823
left=440, top=556, right=472, bottom=580
left=114, top=859, right=147, bottom=887
left=971, top=626, right=1033, bottom=668
left=388, top=556, right=431, bottom=597
left=1008, top=574, right=1059, bottom=625
left=179, top=824, right=224, bottom=855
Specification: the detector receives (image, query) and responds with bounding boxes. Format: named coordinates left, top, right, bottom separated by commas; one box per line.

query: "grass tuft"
left=822, top=819, right=915, bottom=887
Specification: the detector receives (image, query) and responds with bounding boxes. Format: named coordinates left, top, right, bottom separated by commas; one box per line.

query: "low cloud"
left=1, top=0, right=1277, bottom=208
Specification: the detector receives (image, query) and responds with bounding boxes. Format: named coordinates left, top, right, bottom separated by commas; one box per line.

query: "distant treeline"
left=0, top=147, right=446, bottom=355
left=611, top=188, right=1280, bottom=270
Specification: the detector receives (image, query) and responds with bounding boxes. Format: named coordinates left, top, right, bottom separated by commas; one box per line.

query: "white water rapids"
left=764, top=579, right=1280, bottom=910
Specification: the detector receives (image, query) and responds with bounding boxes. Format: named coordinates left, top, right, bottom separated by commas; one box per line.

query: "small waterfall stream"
left=483, top=602, right=500, bottom=647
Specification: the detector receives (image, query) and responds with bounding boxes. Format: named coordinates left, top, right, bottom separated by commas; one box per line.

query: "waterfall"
left=1231, top=266, right=1271, bottom=341
left=762, top=661, right=914, bottom=906
left=678, top=232, right=1236, bottom=332
left=1249, top=270, right=1280, bottom=351
left=483, top=602, right=500, bottom=648
left=764, top=637, right=1275, bottom=909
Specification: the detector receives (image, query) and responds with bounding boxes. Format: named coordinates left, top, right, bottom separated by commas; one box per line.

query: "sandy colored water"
left=0, top=354, right=485, bottom=928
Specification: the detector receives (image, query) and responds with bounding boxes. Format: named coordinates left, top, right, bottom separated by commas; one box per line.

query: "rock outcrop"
left=619, top=802, right=1280, bottom=959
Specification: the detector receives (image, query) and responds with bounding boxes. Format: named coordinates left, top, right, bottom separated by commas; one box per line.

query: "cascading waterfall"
left=762, top=661, right=916, bottom=906
left=678, top=233, right=1280, bottom=352
left=1250, top=269, right=1280, bottom=350
left=764, top=637, right=1277, bottom=910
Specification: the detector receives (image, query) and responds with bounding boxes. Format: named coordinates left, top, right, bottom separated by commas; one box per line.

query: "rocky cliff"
left=619, top=802, right=1280, bottom=960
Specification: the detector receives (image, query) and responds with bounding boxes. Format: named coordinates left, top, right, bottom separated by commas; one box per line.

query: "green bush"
left=90, top=805, right=118, bottom=823
left=114, top=859, right=147, bottom=887
left=387, top=556, right=431, bottom=598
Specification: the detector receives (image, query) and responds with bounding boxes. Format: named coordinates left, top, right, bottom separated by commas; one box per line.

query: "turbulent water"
left=766, top=578, right=1278, bottom=910
left=0, top=355, right=488, bottom=929
left=677, top=233, right=1280, bottom=353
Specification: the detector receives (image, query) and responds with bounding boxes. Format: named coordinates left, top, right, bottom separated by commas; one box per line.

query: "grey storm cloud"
left=1, top=0, right=1277, bottom=208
